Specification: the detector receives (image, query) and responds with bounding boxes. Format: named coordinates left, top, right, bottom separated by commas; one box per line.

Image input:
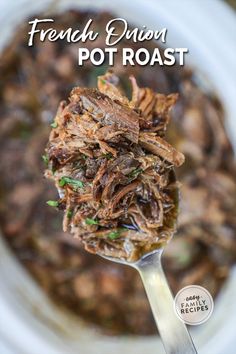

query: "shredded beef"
left=45, top=72, right=184, bottom=261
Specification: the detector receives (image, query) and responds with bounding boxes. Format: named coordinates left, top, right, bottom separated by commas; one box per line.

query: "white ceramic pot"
left=0, top=1, right=236, bottom=353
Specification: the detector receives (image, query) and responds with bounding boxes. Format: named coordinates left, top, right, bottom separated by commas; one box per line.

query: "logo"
left=174, top=285, right=214, bottom=325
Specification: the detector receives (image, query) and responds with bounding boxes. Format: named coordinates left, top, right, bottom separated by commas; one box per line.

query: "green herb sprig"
left=102, top=152, right=113, bottom=160
left=67, top=210, right=73, bottom=219
left=59, top=176, right=84, bottom=189
left=50, top=121, right=58, bottom=128
left=85, top=218, right=99, bottom=225
left=128, top=168, right=143, bottom=178
left=42, top=154, right=49, bottom=165
left=107, top=228, right=127, bottom=240
left=46, top=200, right=59, bottom=207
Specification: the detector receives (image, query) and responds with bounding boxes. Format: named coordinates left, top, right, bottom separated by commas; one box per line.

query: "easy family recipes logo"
left=28, top=18, right=189, bottom=66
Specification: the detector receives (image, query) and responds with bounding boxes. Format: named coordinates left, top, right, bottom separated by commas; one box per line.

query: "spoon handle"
left=135, top=251, right=197, bottom=354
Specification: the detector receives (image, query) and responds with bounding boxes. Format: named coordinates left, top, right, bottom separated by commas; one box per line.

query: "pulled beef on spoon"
left=45, top=72, right=184, bottom=261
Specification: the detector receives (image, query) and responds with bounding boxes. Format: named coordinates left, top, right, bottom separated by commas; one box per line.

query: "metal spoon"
left=53, top=137, right=197, bottom=352
left=98, top=170, right=197, bottom=354
left=100, top=248, right=197, bottom=354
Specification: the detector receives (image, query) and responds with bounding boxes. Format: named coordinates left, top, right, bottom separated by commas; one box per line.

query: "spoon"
left=100, top=249, right=197, bottom=354
left=54, top=157, right=197, bottom=352
left=53, top=155, right=197, bottom=352
left=97, top=170, right=197, bottom=353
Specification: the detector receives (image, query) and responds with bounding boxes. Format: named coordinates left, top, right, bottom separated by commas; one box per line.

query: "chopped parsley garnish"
left=67, top=210, right=73, bottom=219
left=107, top=228, right=127, bottom=240
left=100, top=79, right=106, bottom=85
left=42, top=154, right=49, bottom=165
left=59, top=176, right=84, bottom=189
left=46, top=200, right=59, bottom=207
left=128, top=168, right=143, bottom=178
left=50, top=121, right=58, bottom=128
left=102, top=152, right=113, bottom=160
left=85, top=218, right=99, bottom=225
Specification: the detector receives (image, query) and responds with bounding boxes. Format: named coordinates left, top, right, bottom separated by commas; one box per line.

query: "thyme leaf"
left=46, top=200, right=59, bottom=207
left=67, top=210, right=73, bottom=219
left=50, top=121, right=58, bottom=128
left=107, top=228, right=127, bottom=240
left=59, top=176, right=84, bottom=189
left=128, top=168, right=143, bottom=178
left=85, top=218, right=99, bottom=225
left=42, top=154, right=49, bottom=165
